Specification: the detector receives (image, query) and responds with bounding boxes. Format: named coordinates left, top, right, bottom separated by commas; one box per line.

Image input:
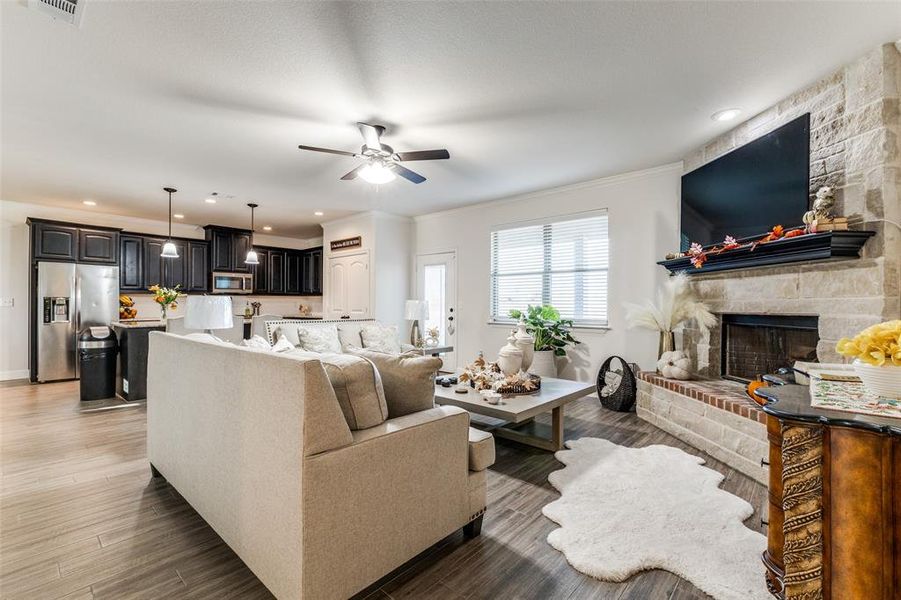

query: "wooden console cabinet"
left=756, top=385, right=901, bottom=599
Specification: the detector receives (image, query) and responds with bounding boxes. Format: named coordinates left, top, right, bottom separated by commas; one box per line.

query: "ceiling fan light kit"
left=298, top=122, right=449, bottom=185
left=359, top=162, right=396, bottom=184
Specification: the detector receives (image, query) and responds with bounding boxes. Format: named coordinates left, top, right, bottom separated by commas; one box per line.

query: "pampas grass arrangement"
left=624, top=273, right=716, bottom=334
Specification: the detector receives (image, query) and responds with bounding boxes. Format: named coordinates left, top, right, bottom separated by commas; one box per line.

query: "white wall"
left=413, top=163, right=681, bottom=382
left=0, top=199, right=323, bottom=380
left=321, top=211, right=412, bottom=332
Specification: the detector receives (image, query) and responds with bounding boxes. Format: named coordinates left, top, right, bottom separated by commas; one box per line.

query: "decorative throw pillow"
left=272, top=335, right=295, bottom=353
left=296, top=324, right=342, bottom=353
left=349, top=349, right=442, bottom=418
left=318, top=354, right=388, bottom=430
left=336, top=323, right=364, bottom=351
left=272, top=324, right=301, bottom=346
left=359, top=323, right=402, bottom=354
left=241, top=335, right=272, bottom=349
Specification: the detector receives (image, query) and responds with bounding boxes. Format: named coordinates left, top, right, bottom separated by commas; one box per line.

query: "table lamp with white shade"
left=404, top=299, right=429, bottom=346
left=185, top=295, right=234, bottom=337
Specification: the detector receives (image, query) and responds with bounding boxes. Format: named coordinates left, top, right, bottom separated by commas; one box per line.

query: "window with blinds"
left=490, top=212, right=609, bottom=327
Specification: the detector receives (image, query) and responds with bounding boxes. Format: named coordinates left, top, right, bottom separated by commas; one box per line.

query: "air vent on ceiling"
left=27, top=0, right=84, bottom=26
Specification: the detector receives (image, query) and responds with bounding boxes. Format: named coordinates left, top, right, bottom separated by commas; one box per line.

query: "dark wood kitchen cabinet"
left=268, top=250, right=286, bottom=294
left=119, top=234, right=144, bottom=291
left=141, top=237, right=166, bottom=289
left=121, top=234, right=206, bottom=292
left=251, top=248, right=269, bottom=294
left=286, top=251, right=303, bottom=294
left=186, top=241, right=210, bottom=292
left=204, top=226, right=253, bottom=273
left=77, top=228, right=119, bottom=264
left=29, top=219, right=119, bottom=264
left=302, top=247, right=323, bottom=295
left=30, top=221, right=78, bottom=261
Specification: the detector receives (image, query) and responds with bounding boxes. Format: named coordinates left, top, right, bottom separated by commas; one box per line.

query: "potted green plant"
left=508, top=305, right=580, bottom=377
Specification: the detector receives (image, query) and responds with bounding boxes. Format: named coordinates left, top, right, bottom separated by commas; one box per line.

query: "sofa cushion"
left=359, top=323, right=402, bottom=354
left=467, top=428, right=495, bottom=472
left=318, top=353, right=388, bottom=430
left=297, top=324, right=342, bottom=353
left=349, top=349, right=442, bottom=418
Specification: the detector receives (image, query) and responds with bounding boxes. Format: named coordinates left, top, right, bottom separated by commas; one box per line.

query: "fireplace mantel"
left=658, top=230, right=875, bottom=275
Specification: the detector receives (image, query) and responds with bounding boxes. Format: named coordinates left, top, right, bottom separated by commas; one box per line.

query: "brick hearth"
left=636, top=372, right=768, bottom=484
left=638, top=372, right=766, bottom=424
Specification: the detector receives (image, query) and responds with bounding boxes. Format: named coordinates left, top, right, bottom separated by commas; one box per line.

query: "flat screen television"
left=680, top=113, right=810, bottom=251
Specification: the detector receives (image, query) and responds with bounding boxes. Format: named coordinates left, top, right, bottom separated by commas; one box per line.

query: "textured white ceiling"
left=2, top=1, right=899, bottom=237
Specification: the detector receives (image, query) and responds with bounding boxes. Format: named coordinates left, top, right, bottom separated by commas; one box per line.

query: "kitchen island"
left=111, top=321, right=165, bottom=402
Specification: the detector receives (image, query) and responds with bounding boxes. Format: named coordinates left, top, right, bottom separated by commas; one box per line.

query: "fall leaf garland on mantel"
left=681, top=224, right=809, bottom=269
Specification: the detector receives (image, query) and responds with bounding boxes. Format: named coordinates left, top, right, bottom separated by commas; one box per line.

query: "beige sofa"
left=146, top=332, right=492, bottom=600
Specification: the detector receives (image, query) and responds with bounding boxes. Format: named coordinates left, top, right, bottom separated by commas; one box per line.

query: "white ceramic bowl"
left=854, top=360, right=901, bottom=399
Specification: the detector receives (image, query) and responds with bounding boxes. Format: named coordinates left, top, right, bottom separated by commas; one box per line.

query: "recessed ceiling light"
left=205, top=192, right=219, bottom=204
left=711, top=108, right=741, bottom=122
left=314, top=211, right=324, bottom=216
left=82, top=200, right=96, bottom=206
left=173, top=214, right=185, bottom=219
left=262, top=225, right=272, bottom=231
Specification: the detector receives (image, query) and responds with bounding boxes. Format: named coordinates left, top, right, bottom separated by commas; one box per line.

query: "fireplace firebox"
left=720, top=314, right=819, bottom=382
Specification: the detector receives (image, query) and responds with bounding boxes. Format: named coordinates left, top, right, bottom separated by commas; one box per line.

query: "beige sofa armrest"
left=301, top=405, right=471, bottom=600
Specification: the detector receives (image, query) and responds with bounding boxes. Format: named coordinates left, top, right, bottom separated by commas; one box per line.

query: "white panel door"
left=416, top=251, right=457, bottom=370
left=346, top=254, right=370, bottom=318
left=327, top=250, right=370, bottom=319
left=327, top=259, right=347, bottom=319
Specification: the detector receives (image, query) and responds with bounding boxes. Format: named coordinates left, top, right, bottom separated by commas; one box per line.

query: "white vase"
left=531, top=349, right=557, bottom=378
left=498, top=334, right=523, bottom=376
left=854, top=360, right=901, bottom=399
left=513, top=320, right=535, bottom=372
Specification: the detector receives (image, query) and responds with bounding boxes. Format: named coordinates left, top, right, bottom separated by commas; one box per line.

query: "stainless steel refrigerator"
left=35, top=262, right=119, bottom=382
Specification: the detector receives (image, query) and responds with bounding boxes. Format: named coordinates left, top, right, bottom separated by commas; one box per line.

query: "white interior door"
left=327, top=250, right=370, bottom=319
left=416, top=251, right=457, bottom=371
left=346, top=253, right=370, bottom=318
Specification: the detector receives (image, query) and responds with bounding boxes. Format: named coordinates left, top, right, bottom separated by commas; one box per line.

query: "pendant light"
left=161, top=187, right=179, bottom=258
left=245, top=203, right=259, bottom=265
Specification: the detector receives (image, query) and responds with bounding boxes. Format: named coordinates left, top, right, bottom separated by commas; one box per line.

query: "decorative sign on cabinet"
left=330, top=236, right=362, bottom=251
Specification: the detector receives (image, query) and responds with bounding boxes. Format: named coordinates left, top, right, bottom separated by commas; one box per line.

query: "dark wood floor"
left=0, top=380, right=767, bottom=599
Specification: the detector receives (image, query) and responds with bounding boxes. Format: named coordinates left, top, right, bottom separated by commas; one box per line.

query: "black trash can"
left=78, top=327, right=117, bottom=401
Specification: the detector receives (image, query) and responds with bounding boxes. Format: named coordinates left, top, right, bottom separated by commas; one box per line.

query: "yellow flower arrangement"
left=836, top=320, right=901, bottom=367
left=149, top=284, right=181, bottom=318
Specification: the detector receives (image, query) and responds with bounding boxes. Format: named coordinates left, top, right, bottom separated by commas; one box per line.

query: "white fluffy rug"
left=542, top=438, right=769, bottom=600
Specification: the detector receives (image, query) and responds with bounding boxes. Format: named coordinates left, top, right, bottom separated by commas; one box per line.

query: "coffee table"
left=434, top=378, right=596, bottom=451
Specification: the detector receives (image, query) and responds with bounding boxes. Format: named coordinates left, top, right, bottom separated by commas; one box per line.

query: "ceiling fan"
left=298, top=122, right=449, bottom=184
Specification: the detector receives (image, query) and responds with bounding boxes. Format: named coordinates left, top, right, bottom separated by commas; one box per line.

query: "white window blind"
left=490, top=212, right=609, bottom=327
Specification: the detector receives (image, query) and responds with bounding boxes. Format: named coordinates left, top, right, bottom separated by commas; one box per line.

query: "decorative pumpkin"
left=657, top=350, right=692, bottom=380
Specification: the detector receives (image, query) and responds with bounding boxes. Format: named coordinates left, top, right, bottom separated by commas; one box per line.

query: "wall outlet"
left=0, top=298, right=14, bottom=308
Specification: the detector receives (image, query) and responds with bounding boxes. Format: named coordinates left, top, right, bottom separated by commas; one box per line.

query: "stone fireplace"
left=637, top=42, right=901, bottom=485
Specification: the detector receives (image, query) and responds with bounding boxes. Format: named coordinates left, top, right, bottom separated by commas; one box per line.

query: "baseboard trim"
left=0, top=370, right=30, bottom=381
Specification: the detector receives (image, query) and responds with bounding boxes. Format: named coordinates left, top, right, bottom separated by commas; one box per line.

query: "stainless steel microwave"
left=211, top=272, right=253, bottom=294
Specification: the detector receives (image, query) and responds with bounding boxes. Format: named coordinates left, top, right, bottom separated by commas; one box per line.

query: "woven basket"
left=597, top=356, right=637, bottom=412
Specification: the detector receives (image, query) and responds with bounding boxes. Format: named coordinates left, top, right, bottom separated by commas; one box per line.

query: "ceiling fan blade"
left=392, top=163, right=426, bottom=184
left=395, top=149, right=450, bottom=162
left=357, top=122, right=384, bottom=151
left=340, top=165, right=364, bottom=180
left=298, top=145, right=357, bottom=157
